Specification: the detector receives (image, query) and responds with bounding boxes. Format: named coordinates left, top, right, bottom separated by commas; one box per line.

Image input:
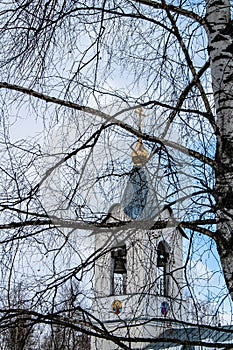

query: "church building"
left=90, top=119, right=232, bottom=349
left=91, top=130, right=187, bottom=350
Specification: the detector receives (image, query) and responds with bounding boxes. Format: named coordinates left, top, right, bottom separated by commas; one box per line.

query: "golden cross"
left=135, top=107, right=146, bottom=133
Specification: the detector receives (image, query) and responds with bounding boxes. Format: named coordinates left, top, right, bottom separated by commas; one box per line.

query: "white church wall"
left=91, top=204, right=186, bottom=350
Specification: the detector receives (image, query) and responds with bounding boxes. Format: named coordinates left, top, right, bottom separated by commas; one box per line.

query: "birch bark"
left=206, top=0, right=233, bottom=298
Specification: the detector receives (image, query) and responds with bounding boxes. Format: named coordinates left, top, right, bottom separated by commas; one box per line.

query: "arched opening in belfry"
left=157, top=241, right=170, bottom=296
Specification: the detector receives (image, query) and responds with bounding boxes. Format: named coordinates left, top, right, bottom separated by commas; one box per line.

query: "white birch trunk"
left=206, top=0, right=233, bottom=298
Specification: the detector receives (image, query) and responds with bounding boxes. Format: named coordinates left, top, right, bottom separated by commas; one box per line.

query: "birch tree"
left=0, top=0, right=233, bottom=348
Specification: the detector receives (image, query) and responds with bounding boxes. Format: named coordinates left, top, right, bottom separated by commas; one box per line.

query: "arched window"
left=111, top=246, right=127, bottom=295
left=157, top=241, right=169, bottom=296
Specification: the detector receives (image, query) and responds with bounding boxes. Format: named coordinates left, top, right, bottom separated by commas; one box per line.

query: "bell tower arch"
left=157, top=240, right=170, bottom=296
left=111, top=245, right=127, bottom=295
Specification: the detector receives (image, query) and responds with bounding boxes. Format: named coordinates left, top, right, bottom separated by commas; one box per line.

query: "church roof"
left=144, top=325, right=233, bottom=349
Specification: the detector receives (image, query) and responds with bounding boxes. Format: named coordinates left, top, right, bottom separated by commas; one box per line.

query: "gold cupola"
left=131, top=138, right=149, bottom=167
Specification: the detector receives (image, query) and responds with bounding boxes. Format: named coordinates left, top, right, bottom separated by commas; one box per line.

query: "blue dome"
left=123, top=166, right=149, bottom=220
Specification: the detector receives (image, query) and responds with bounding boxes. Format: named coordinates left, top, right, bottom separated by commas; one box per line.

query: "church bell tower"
left=91, top=112, right=185, bottom=350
